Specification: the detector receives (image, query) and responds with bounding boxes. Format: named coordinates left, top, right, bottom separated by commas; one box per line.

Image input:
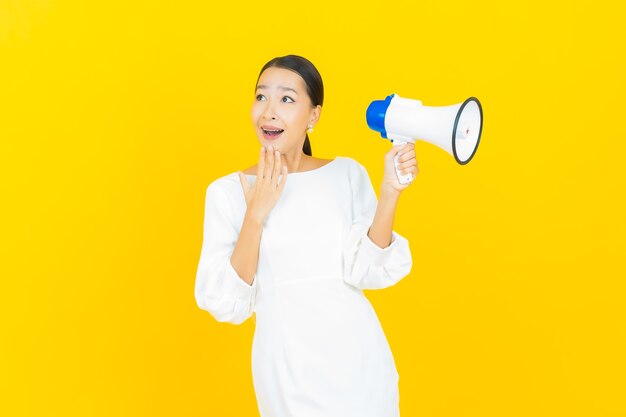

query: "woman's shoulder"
left=204, top=172, right=241, bottom=197
left=336, top=156, right=367, bottom=174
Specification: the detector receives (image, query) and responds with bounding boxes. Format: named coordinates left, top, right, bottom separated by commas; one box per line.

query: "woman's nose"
left=262, top=101, right=277, bottom=120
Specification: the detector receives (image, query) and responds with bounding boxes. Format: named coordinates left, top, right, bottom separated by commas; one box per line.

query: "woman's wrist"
left=244, top=210, right=265, bottom=230
left=380, top=185, right=402, bottom=201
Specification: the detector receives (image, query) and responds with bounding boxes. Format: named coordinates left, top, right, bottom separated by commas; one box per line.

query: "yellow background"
left=2, top=0, right=625, bottom=416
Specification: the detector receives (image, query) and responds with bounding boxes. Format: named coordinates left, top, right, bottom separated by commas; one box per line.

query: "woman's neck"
left=281, top=152, right=309, bottom=174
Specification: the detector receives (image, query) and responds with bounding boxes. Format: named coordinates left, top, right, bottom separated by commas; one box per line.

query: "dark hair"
left=255, top=55, right=324, bottom=156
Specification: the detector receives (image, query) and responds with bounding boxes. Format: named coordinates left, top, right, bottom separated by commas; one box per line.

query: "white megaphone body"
left=366, top=94, right=483, bottom=184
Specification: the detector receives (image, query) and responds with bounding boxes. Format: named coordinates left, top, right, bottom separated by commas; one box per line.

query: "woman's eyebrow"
left=256, top=85, right=299, bottom=95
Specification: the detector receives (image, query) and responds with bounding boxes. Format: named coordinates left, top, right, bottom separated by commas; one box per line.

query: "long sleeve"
left=194, top=181, right=258, bottom=325
left=342, top=160, right=413, bottom=290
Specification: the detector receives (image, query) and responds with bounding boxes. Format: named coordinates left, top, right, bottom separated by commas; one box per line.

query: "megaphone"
left=366, top=94, right=483, bottom=184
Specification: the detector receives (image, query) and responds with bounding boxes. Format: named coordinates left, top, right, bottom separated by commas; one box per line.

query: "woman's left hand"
left=381, top=142, right=418, bottom=194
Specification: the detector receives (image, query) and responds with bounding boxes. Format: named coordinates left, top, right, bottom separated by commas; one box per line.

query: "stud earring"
left=307, top=124, right=314, bottom=133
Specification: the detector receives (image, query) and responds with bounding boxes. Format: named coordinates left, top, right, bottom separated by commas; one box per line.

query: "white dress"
left=195, top=156, right=413, bottom=417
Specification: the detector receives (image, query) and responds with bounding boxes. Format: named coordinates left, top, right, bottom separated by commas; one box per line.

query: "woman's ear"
left=310, top=105, right=322, bottom=126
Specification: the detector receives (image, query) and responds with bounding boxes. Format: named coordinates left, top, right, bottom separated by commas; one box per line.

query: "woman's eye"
left=282, top=96, right=294, bottom=103
left=256, top=94, right=265, bottom=101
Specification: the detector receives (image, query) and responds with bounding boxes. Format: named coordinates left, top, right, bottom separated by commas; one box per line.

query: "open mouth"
left=262, top=128, right=284, bottom=138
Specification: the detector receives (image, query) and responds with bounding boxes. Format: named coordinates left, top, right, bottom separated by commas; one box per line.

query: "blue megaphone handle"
left=366, top=94, right=395, bottom=139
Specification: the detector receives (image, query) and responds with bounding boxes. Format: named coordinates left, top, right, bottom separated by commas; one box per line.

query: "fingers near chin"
left=265, top=149, right=275, bottom=177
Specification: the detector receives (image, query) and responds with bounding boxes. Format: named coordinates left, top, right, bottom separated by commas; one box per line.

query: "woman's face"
left=251, top=67, right=320, bottom=155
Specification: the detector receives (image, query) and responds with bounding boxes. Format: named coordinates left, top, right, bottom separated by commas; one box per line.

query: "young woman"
left=195, top=54, right=417, bottom=417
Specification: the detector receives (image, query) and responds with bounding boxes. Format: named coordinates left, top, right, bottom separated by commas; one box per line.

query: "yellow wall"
left=1, top=0, right=624, bottom=415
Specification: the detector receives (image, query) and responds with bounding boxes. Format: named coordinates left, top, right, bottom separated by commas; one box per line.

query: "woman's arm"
left=367, top=142, right=417, bottom=249
left=342, top=154, right=414, bottom=290
left=232, top=145, right=288, bottom=285
left=194, top=183, right=259, bottom=324
left=367, top=188, right=401, bottom=249
left=230, top=213, right=263, bottom=286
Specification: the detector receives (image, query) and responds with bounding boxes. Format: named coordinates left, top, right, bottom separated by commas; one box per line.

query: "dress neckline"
left=243, top=157, right=339, bottom=177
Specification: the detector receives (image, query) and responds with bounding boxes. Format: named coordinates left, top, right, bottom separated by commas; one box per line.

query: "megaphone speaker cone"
left=452, top=97, right=483, bottom=165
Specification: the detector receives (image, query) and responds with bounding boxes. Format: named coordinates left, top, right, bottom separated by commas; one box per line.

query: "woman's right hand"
left=237, top=145, right=288, bottom=224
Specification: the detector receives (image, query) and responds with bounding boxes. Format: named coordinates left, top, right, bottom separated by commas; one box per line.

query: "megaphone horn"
left=366, top=94, right=484, bottom=184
